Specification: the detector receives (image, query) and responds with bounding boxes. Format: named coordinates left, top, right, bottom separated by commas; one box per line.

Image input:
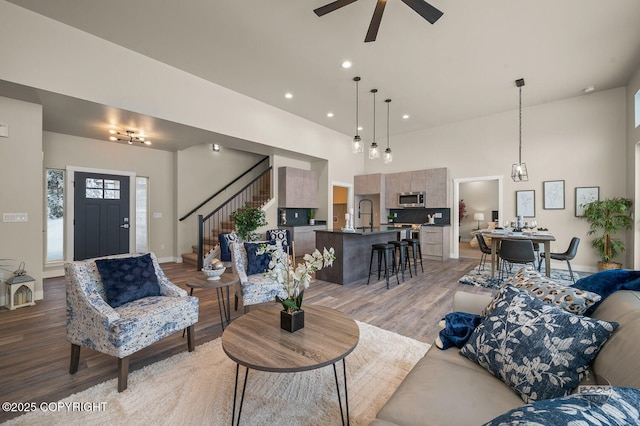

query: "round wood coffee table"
left=222, top=304, right=359, bottom=425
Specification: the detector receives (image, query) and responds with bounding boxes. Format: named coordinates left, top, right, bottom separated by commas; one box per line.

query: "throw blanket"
left=573, top=269, right=640, bottom=316
left=437, top=312, right=482, bottom=350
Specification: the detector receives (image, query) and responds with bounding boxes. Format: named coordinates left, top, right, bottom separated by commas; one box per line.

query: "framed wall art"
left=543, top=180, right=565, bottom=210
left=575, top=186, right=600, bottom=217
left=516, top=190, right=535, bottom=217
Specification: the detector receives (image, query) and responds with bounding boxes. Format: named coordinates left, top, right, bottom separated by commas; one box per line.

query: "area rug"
left=6, top=321, right=429, bottom=426
left=458, top=266, right=579, bottom=290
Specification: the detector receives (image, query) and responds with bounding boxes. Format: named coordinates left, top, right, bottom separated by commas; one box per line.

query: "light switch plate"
left=435, top=213, right=443, bottom=218
left=3, top=213, right=28, bottom=222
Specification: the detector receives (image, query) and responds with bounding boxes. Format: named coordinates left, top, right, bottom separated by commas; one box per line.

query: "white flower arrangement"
left=257, top=243, right=335, bottom=314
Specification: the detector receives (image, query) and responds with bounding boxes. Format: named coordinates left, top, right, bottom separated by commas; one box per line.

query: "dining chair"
left=538, top=237, right=580, bottom=283
left=475, top=233, right=497, bottom=272
left=498, top=239, right=536, bottom=280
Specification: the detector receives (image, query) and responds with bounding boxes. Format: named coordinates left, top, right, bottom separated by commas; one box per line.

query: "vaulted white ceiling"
left=5, top=0, right=640, bottom=149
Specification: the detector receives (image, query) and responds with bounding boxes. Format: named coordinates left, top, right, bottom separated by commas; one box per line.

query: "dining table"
left=481, top=230, right=556, bottom=278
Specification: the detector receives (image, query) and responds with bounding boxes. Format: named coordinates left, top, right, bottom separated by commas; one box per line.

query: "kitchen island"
left=315, top=227, right=411, bottom=285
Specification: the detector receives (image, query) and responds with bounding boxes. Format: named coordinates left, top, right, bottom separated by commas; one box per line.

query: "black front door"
left=74, top=172, right=130, bottom=260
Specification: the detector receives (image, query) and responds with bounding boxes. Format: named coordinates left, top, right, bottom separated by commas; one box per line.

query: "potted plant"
left=258, top=243, right=335, bottom=332
left=581, top=196, right=633, bottom=270
left=387, top=214, right=394, bottom=224
left=308, top=208, right=316, bottom=225
left=231, top=204, right=268, bottom=241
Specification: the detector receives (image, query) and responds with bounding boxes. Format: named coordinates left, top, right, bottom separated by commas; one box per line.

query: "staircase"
left=180, top=159, right=272, bottom=269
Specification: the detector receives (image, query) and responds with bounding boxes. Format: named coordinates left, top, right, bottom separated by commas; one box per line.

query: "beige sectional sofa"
left=371, top=289, right=640, bottom=426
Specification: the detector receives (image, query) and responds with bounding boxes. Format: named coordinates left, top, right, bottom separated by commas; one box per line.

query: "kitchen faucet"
left=358, top=198, right=374, bottom=231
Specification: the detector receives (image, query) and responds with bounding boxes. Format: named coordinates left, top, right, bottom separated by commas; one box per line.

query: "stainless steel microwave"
left=398, top=192, right=425, bottom=208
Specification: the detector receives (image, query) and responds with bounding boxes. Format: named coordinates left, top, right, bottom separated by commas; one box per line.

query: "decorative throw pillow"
left=95, top=253, right=161, bottom=308
left=483, top=387, right=640, bottom=426
left=482, top=267, right=601, bottom=316
left=574, top=269, right=640, bottom=316
left=244, top=241, right=275, bottom=275
left=460, top=285, right=618, bottom=403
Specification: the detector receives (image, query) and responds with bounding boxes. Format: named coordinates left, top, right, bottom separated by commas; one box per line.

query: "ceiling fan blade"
left=400, top=0, right=443, bottom=24
left=365, top=0, right=387, bottom=42
left=314, top=0, right=360, bottom=17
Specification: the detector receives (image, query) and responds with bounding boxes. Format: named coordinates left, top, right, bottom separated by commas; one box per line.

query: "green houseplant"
left=308, top=208, right=315, bottom=225
left=581, top=196, right=633, bottom=270
left=230, top=204, right=268, bottom=241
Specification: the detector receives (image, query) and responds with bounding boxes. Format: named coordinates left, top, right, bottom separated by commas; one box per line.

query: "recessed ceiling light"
left=341, top=61, right=352, bottom=69
left=402, top=114, right=410, bottom=120
left=285, top=92, right=293, bottom=99
left=327, top=112, right=334, bottom=118
left=583, top=86, right=595, bottom=94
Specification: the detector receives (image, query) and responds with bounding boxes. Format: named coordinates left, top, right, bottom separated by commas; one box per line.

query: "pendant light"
left=511, top=78, right=528, bottom=182
left=369, top=89, right=380, bottom=159
left=383, top=98, right=393, bottom=163
left=352, top=77, right=363, bottom=154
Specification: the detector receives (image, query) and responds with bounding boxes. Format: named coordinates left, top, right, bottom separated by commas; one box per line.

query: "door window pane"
left=46, top=169, right=64, bottom=262
left=86, top=178, right=120, bottom=199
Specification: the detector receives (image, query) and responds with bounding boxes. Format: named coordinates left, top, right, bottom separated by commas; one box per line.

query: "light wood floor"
left=0, top=257, right=489, bottom=422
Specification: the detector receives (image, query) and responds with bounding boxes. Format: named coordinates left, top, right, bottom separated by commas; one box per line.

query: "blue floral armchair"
left=65, top=252, right=199, bottom=392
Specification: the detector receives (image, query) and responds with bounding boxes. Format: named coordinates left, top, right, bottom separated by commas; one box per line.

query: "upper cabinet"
left=354, top=173, right=384, bottom=195
left=278, top=167, right=319, bottom=208
left=384, top=167, right=448, bottom=208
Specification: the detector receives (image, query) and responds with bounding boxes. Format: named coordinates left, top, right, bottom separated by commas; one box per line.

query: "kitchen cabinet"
left=410, top=170, right=427, bottom=193
left=384, top=167, right=449, bottom=208
left=354, top=173, right=384, bottom=195
left=278, top=167, right=318, bottom=208
left=420, top=225, right=450, bottom=261
left=384, top=172, right=411, bottom=208
left=425, top=168, right=448, bottom=207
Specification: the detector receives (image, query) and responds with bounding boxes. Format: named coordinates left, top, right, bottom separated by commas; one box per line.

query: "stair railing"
left=196, top=167, right=272, bottom=270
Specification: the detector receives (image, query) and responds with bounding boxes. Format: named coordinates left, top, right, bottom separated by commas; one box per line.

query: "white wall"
left=365, top=88, right=627, bottom=272
left=43, top=132, right=176, bottom=263
left=0, top=96, right=43, bottom=305
left=626, top=63, right=640, bottom=268
left=0, top=2, right=364, bottom=278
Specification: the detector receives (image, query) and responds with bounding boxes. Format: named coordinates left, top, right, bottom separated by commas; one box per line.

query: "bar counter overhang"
left=315, top=227, right=411, bottom=285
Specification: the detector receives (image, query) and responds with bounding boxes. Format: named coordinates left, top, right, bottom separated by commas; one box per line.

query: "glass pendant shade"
left=511, top=163, right=528, bottom=182
left=512, top=79, right=528, bottom=182
left=369, top=142, right=380, bottom=159
left=352, top=135, right=363, bottom=153
left=383, top=147, right=392, bottom=163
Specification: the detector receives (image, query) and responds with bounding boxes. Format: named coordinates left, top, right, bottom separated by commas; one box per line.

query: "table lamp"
left=473, top=212, right=485, bottom=230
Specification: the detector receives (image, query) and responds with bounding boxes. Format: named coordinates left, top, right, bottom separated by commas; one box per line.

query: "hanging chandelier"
left=511, top=78, right=528, bottom=182
left=352, top=77, right=363, bottom=154
left=369, top=89, right=380, bottom=159
left=109, top=129, right=151, bottom=146
left=383, top=98, right=392, bottom=163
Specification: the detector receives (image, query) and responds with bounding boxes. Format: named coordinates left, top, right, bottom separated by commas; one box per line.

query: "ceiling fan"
left=314, top=0, right=443, bottom=42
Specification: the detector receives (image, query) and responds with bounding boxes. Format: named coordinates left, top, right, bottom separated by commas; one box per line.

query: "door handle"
left=120, top=224, right=130, bottom=229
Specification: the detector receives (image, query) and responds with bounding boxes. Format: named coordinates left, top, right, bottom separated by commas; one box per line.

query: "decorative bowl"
left=203, top=267, right=226, bottom=281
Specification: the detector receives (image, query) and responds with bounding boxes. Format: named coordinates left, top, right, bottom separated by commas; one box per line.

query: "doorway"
left=453, top=175, right=503, bottom=259
left=73, top=171, right=130, bottom=260
left=332, top=185, right=349, bottom=229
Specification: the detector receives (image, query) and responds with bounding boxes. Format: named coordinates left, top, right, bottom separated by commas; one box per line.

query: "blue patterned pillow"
left=95, top=253, right=161, bottom=308
left=244, top=241, right=275, bottom=275
left=483, top=387, right=640, bottom=425
left=460, top=285, right=618, bottom=403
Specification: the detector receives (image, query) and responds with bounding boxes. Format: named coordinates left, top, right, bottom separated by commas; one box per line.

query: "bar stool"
left=403, top=238, right=424, bottom=274
left=367, top=243, right=399, bottom=289
left=388, top=240, right=412, bottom=282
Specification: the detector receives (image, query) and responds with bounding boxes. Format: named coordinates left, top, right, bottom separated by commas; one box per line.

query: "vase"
left=280, top=309, right=304, bottom=332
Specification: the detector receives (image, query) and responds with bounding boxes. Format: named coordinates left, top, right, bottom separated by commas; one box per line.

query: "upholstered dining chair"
left=498, top=239, right=536, bottom=280
left=65, top=252, right=199, bottom=392
left=538, top=237, right=580, bottom=283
